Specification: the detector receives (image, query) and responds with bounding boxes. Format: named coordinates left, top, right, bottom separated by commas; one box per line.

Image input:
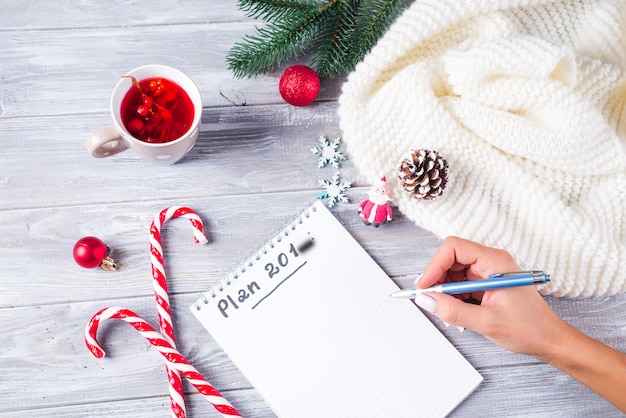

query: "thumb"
left=415, top=292, right=486, bottom=331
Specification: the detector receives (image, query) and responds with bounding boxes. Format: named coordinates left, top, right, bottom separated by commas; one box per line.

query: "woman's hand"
left=415, top=236, right=626, bottom=413
left=414, top=236, right=570, bottom=360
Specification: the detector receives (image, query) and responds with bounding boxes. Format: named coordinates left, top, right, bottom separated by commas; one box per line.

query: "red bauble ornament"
left=279, top=65, right=320, bottom=106
left=73, top=236, right=118, bottom=271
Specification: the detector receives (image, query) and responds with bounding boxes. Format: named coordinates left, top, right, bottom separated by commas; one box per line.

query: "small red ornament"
left=73, top=236, right=118, bottom=271
left=278, top=65, right=320, bottom=106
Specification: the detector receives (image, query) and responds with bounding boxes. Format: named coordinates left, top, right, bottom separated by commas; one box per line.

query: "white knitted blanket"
left=338, top=0, right=626, bottom=297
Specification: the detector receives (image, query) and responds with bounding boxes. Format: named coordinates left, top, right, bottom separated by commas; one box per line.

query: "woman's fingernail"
left=413, top=293, right=436, bottom=313
left=413, top=273, right=424, bottom=285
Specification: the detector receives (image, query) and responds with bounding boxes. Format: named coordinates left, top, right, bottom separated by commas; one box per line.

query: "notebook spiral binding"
left=193, top=202, right=318, bottom=310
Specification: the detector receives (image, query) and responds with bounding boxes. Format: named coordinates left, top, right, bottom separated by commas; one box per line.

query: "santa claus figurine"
left=358, top=176, right=393, bottom=227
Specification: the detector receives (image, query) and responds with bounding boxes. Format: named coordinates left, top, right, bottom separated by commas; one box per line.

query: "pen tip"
left=390, top=288, right=418, bottom=298
left=390, top=291, right=409, bottom=298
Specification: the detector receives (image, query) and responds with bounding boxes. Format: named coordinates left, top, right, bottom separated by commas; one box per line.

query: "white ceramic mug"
left=87, top=64, right=202, bottom=165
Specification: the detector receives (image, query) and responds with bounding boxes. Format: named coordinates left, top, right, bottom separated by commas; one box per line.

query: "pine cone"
left=398, top=149, right=449, bottom=201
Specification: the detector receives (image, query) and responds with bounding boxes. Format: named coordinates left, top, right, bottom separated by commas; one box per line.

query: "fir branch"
left=237, top=0, right=320, bottom=22
left=228, top=0, right=337, bottom=78
left=227, top=0, right=408, bottom=78
left=347, top=0, right=405, bottom=70
left=310, top=1, right=357, bottom=77
left=227, top=6, right=329, bottom=78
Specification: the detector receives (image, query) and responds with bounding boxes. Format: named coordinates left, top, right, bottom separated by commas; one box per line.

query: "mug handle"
left=87, top=125, right=128, bottom=158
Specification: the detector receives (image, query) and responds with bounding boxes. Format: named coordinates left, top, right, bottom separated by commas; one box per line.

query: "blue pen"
left=390, top=270, right=550, bottom=298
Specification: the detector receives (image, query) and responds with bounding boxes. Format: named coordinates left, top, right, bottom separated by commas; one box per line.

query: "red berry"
left=142, top=95, right=154, bottom=107
left=137, top=104, right=150, bottom=117
left=150, top=79, right=166, bottom=97
left=148, top=79, right=160, bottom=92
left=73, top=236, right=108, bottom=269
left=163, top=88, right=178, bottom=102
left=127, top=118, right=144, bottom=133
left=159, top=79, right=178, bottom=101
left=279, top=65, right=320, bottom=106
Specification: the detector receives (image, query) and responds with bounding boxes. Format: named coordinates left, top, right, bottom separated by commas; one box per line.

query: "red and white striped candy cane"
left=85, top=307, right=241, bottom=417
left=150, top=207, right=208, bottom=417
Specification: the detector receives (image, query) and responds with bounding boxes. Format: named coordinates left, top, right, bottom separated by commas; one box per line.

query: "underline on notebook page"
left=252, top=261, right=308, bottom=310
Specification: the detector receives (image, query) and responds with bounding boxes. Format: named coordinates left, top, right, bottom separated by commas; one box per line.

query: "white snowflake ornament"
left=317, top=173, right=351, bottom=207
left=311, top=136, right=346, bottom=168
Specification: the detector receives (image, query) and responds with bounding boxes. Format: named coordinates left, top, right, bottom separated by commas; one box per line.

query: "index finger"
left=418, top=236, right=519, bottom=288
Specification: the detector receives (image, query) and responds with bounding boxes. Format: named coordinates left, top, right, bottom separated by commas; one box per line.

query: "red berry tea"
left=120, top=76, right=194, bottom=143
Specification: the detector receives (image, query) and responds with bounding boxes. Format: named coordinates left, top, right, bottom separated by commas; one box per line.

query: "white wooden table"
left=1, top=1, right=625, bottom=416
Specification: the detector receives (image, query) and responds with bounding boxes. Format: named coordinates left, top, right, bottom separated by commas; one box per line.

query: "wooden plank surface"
left=1, top=1, right=625, bottom=416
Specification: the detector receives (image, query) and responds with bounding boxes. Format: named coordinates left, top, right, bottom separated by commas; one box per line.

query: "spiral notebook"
left=191, top=200, right=482, bottom=417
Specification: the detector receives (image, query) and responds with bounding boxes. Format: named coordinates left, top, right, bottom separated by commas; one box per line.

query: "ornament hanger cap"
left=100, top=255, right=118, bottom=271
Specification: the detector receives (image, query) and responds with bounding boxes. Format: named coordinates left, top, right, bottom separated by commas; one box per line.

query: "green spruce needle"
left=227, top=0, right=407, bottom=78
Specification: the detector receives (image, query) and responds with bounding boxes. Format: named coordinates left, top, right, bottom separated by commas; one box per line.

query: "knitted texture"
left=338, top=0, right=626, bottom=297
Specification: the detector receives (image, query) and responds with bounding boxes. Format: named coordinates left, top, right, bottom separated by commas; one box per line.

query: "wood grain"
left=1, top=0, right=624, bottom=416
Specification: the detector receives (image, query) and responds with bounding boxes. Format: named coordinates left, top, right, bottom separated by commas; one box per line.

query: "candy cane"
left=150, top=207, right=208, bottom=417
left=85, top=307, right=241, bottom=417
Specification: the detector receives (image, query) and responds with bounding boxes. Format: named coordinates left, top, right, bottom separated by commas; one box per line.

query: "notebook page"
left=192, top=200, right=482, bottom=417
